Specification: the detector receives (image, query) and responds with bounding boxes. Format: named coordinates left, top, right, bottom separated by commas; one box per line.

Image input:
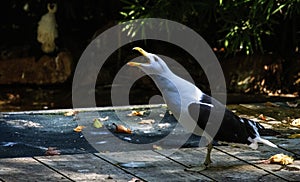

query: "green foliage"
left=119, top=0, right=300, bottom=57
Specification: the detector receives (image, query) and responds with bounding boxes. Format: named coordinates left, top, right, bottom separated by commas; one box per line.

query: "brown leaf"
left=0, top=100, right=6, bottom=105
left=113, top=123, right=132, bottom=134
left=7, top=93, right=20, bottom=100
left=264, top=102, right=280, bottom=107
left=127, top=110, right=145, bottom=116
left=45, top=147, right=61, bottom=156
left=269, top=153, right=294, bottom=165
left=73, top=125, right=85, bottom=132
left=138, top=119, right=155, bottom=124
left=64, top=110, right=79, bottom=116
left=258, top=114, right=267, bottom=121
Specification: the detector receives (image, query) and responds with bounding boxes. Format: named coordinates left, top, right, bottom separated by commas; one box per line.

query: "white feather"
left=248, top=136, right=278, bottom=149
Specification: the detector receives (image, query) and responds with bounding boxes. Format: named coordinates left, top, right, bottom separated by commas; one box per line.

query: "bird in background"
left=127, top=47, right=277, bottom=171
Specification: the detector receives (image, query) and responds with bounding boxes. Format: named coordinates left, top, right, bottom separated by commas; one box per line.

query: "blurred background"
left=0, top=0, right=299, bottom=111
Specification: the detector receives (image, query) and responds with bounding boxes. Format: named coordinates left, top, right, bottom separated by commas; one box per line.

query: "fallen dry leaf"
left=127, top=110, right=145, bottom=116
left=73, top=125, right=85, bottom=132
left=64, top=110, right=79, bottom=116
left=7, top=93, right=20, bottom=101
left=288, top=133, right=300, bottom=139
left=269, top=153, right=294, bottom=165
left=138, top=119, right=155, bottom=124
left=45, top=147, right=61, bottom=156
left=93, top=118, right=103, bottom=128
left=264, top=102, right=280, bottom=107
left=113, top=123, right=132, bottom=134
left=291, top=118, right=300, bottom=127
left=0, top=100, right=7, bottom=105
left=153, top=145, right=162, bottom=150
left=258, top=114, right=267, bottom=121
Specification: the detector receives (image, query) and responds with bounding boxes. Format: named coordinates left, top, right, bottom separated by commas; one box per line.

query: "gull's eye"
left=153, top=57, right=159, bottom=62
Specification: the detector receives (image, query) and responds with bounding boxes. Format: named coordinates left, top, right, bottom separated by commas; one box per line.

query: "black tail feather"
left=245, top=118, right=280, bottom=136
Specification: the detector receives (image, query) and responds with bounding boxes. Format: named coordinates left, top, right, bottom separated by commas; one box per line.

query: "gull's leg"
left=204, top=142, right=213, bottom=166
left=185, top=142, right=213, bottom=172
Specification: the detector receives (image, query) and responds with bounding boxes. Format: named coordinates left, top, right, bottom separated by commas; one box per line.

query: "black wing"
left=188, top=94, right=262, bottom=144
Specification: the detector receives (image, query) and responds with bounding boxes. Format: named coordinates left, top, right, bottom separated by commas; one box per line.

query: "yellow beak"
left=127, top=62, right=142, bottom=66
left=132, top=47, right=148, bottom=56
left=127, top=47, right=148, bottom=67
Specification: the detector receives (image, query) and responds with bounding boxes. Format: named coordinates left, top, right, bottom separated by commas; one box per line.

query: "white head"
left=127, top=47, right=171, bottom=75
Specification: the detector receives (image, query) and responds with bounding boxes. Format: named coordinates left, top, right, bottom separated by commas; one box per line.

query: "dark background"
left=0, top=0, right=299, bottom=111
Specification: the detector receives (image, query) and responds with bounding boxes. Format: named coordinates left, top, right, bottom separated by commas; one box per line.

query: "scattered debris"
left=64, top=110, right=79, bottom=116
left=45, top=147, right=60, bottom=156
left=268, top=153, right=294, bottom=165
left=73, top=125, right=85, bottom=132
left=127, top=110, right=145, bottom=116
left=93, top=118, right=103, bottom=128
left=113, top=123, right=132, bottom=134
left=138, top=119, right=155, bottom=125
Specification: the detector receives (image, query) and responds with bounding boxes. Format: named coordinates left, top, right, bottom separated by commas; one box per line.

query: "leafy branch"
left=119, top=0, right=300, bottom=57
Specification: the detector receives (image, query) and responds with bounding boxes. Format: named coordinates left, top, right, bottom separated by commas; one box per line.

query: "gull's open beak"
left=132, top=47, right=148, bottom=56
left=127, top=47, right=149, bottom=67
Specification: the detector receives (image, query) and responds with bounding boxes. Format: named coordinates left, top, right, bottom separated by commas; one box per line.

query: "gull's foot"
left=185, top=164, right=208, bottom=172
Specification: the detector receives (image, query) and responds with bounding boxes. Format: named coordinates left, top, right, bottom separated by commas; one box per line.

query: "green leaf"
left=120, top=12, right=128, bottom=17
left=272, top=4, right=286, bottom=15
left=224, top=39, right=229, bottom=48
